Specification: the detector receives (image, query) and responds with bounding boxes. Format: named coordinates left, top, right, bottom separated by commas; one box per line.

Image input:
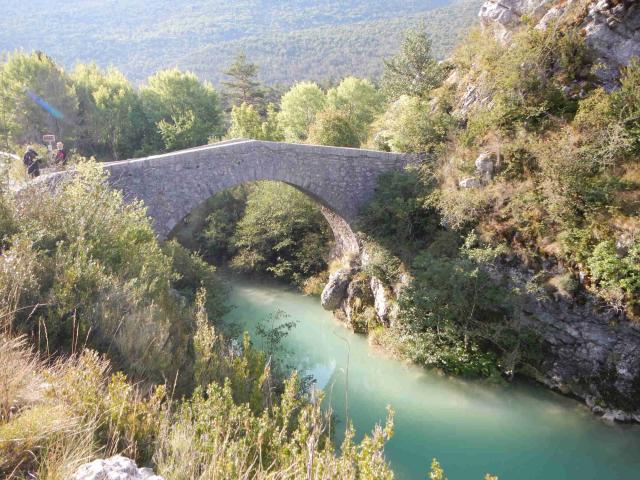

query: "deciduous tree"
left=141, top=69, right=223, bottom=151
left=277, top=82, right=326, bottom=143
left=0, top=51, right=78, bottom=146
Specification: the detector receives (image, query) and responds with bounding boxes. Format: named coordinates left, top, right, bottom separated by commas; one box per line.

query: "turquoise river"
left=223, top=277, right=640, bottom=480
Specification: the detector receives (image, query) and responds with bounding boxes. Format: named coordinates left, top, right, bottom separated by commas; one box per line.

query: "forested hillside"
left=0, top=0, right=482, bottom=85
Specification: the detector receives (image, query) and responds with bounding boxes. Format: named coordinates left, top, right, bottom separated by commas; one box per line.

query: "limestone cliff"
left=479, top=0, right=640, bottom=89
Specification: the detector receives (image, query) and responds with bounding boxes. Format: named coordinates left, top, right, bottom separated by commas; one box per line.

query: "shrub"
left=308, top=108, right=360, bottom=148
left=396, top=251, right=513, bottom=377
left=588, top=239, right=640, bottom=311
left=610, top=57, right=640, bottom=154
left=358, top=169, right=440, bottom=252
left=361, top=239, right=403, bottom=287
left=0, top=161, right=224, bottom=387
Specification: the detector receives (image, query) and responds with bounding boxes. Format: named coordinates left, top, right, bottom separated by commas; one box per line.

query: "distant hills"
left=1, top=0, right=483, bottom=86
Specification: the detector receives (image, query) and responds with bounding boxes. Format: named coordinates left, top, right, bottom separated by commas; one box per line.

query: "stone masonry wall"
left=37, top=139, right=411, bottom=255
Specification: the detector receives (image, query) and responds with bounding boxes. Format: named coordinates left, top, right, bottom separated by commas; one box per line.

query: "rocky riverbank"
left=321, top=243, right=640, bottom=422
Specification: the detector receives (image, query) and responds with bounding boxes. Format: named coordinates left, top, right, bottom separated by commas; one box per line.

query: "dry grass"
left=0, top=336, right=40, bottom=422
left=0, top=335, right=96, bottom=477
left=0, top=334, right=145, bottom=478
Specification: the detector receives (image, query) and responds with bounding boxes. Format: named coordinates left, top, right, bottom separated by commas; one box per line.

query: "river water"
left=222, top=277, right=640, bottom=480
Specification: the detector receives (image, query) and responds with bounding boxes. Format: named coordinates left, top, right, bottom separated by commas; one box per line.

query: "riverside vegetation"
left=1, top=0, right=640, bottom=477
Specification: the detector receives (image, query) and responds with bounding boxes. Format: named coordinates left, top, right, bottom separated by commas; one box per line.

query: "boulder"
left=479, top=0, right=551, bottom=42
left=581, top=0, right=640, bottom=89
left=475, top=152, right=495, bottom=178
left=72, top=456, right=164, bottom=480
left=321, top=268, right=353, bottom=310
left=458, top=177, right=482, bottom=189
left=370, top=277, right=390, bottom=325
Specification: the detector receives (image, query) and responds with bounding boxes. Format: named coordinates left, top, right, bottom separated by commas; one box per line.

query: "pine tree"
left=222, top=52, right=265, bottom=109
left=382, top=24, right=445, bottom=100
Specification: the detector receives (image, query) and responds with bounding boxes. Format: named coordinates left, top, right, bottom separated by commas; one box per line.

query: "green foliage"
left=162, top=240, right=227, bottom=319
left=0, top=53, right=227, bottom=159
left=326, top=77, right=385, bottom=142
left=359, top=170, right=440, bottom=250
left=230, top=181, right=330, bottom=285
left=369, top=95, right=453, bottom=154
left=307, top=108, right=360, bottom=147
left=0, top=51, right=78, bottom=146
left=382, top=24, right=446, bottom=100
left=199, top=185, right=249, bottom=262
left=0, top=162, right=224, bottom=387
left=140, top=69, right=223, bottom=151
left=222, top=52, right=265, bottom=109
left=1, top=326, right=401, bottom=479
left=71, top=64, right=146, bottom=159
left=192, top=180, right=330, bottom=289
left=156, top=373, right=396, bottom=479
left=433, top=24, right=640, bottom=321
left=277, top=81, right=326, bottom=142
left=0, top=0, right=483, bottom=86
left=460, top=25, right=587, bottom=137
left=587, top=239, right=640, bottom=309
left=227, top=102, right=264, bottom=139
left=361, top=240, right=403, bottom=286
left=193, top=290, right=269, bottom=411
left=396, top=251, right=512, bottom=376
left=227, top=102, right=284, bottom=141
left=610, top=58, right=640, bottom=154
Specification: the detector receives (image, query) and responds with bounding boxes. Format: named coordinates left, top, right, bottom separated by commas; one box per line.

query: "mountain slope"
left=0, top=0, right=483, bottom=85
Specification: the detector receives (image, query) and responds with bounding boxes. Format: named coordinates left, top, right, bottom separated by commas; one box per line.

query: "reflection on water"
left=223, top=278, right=640, bottom=480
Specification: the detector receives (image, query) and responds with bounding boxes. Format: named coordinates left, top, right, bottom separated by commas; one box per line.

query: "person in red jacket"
left=54, top=141, right=67, bottom=166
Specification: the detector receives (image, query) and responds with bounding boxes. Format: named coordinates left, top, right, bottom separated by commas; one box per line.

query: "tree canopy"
left=0, top=51, right=78, bottom=147
left=326, top=77, right=384, bottom=142
left=222, top=52, right=265, bottom=109
left=140, top=69, right=223, bottom=151
left=277, top=82, right=327, bottom=143
left=382, top=24, right=446, bottom=99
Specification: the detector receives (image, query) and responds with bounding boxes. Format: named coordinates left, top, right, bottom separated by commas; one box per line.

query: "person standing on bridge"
left=23, top=146, right=40, bottom=178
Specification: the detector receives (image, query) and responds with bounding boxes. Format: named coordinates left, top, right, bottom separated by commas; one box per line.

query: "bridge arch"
left=50, top=139, right=411, bottom=255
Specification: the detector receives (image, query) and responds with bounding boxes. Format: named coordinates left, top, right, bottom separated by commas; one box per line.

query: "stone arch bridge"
left=40, top=139, right=412, bottom=254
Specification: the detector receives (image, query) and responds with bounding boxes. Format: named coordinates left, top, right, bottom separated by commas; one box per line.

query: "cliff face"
left=500, top=262, right=640, bottom=422
left=321, top=0, right=640, bottom=422
left=479, top=0, right=640, bottom=89
left=464, top=0, right=640, bottom=420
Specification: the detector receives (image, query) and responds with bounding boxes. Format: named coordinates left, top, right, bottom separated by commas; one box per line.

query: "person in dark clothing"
left=23, top=146, right=36, bottom=167
left=23, top=146, right=40, bottom=178
left=27, top=160, right=40, bottom=177
left=54, top=141, right=67, bottom=166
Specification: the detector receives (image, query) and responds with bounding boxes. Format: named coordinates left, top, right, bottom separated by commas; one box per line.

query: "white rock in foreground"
left=72, top=455, right=164, bottom=480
